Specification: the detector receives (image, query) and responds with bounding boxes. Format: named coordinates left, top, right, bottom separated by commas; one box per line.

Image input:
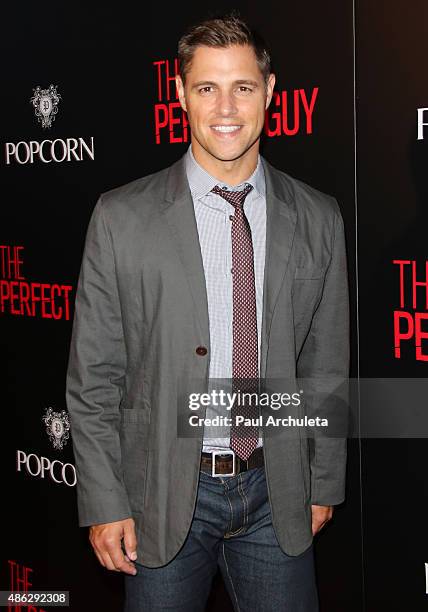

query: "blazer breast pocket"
left=292, top=265, right=327, bottom=330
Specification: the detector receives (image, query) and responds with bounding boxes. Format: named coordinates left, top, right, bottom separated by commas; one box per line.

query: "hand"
left=89, top=517, right=138, bottom=575
left=311, top=504, right=333, bottom=535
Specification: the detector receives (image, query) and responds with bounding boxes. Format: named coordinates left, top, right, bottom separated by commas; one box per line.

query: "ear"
left=265, top=73, right=276, bottom=109
left=175, top=74, right=187, bottom=112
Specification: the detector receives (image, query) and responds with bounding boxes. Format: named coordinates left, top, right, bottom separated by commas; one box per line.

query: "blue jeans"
left=124, top=466, right=319, bottom=611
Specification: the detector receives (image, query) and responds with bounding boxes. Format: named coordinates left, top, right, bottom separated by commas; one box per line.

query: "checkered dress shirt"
left=184, top=145, right=266, bottom=452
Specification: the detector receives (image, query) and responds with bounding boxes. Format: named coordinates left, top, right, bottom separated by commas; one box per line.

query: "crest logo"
left=30, top=85, right=61, bottom=129
left=42, top=407, right=70, bottom=450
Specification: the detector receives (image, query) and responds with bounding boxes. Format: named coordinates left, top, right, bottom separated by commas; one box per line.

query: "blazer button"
left=195, top=346, right=207, bottom=356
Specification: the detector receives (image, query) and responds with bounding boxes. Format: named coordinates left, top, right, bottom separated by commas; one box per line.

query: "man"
left=66, top=13, right=349, bottom=612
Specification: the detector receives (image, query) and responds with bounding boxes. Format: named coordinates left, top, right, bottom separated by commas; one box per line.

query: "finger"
left=93, top=534, right=124, bottom=572
left=312, top=518, right=326, bottom=535
left=100, top=551, right=121, bottom=572
left=123, top=522, right=138, bottom=561
left=89, top=534, right=108, bottom=568
left=316, top=519, right=329, bottom=533
left=106, top=540, right=137, bottom=575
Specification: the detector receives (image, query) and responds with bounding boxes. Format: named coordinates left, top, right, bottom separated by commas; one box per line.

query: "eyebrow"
left=191, top=79, right=259, bottom=90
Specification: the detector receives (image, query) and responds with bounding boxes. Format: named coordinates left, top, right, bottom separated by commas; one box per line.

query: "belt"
left=200, top=447, right=264, bottom=477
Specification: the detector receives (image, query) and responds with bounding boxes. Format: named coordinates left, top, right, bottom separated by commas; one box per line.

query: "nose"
left=216, top=90, right=238, bottom=116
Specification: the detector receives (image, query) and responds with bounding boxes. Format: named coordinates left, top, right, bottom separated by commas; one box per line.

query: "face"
left=176, top=44, right=275, bottom=167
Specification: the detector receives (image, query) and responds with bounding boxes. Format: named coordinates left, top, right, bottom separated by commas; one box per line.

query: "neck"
left=191, top=140, right=259, bottom=186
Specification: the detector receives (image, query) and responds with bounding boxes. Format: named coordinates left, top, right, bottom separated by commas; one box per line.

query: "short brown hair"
left=178, top=12, right=272, bottom=86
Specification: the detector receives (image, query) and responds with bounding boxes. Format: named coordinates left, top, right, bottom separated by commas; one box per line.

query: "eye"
left=199, top=86, right=214, bottom=93
left=237, top=86, right=253, bottom=93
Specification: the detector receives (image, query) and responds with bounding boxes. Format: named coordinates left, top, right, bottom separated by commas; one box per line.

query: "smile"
left=211, top=125, right=242, bottom=133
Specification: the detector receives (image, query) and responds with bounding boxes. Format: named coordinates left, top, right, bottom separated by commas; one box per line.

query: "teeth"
left=212, top=125, right=241, bottom=132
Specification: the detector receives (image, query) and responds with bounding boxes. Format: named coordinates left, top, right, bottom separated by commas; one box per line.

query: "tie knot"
left=211, top=183, right=253, bottom=208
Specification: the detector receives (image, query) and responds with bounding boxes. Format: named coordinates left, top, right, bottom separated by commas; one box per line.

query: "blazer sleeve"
left=66, top=196, right=132, bottom=526
left=296, top=202, right=350, bottom=507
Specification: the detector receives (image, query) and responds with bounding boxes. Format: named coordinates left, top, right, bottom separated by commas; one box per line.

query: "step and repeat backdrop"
left=356, top=0, right=428, bottom=609
left=1, top=0, right=426, bottom=610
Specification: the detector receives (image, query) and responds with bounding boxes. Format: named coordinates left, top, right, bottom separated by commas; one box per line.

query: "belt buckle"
left=211, top=450, right=236, bottom=477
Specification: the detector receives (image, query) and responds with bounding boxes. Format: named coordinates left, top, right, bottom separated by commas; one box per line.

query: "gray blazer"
left=66, top=152, right=350, bottom=567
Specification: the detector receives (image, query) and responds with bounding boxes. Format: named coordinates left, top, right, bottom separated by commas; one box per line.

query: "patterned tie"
left=211, top=183, right=259, bottom=461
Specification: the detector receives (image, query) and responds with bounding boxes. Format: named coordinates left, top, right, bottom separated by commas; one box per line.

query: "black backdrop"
left=356, top=0, right=428, bottom=609
left=2, top=1, right=427, bottom=610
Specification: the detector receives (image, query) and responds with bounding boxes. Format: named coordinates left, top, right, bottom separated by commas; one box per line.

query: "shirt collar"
left=185, top=144, right=266, bottom=201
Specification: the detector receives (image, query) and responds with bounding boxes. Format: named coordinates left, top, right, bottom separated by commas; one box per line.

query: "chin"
left=208, top=146, right=248, bottom=162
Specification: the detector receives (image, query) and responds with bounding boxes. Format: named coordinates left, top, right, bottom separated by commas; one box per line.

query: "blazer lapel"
left=159, top=153, right=297, bottom=378
left=160, top=155, right=210, bottom=348
left=260, top=157, right=297, bottom=378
